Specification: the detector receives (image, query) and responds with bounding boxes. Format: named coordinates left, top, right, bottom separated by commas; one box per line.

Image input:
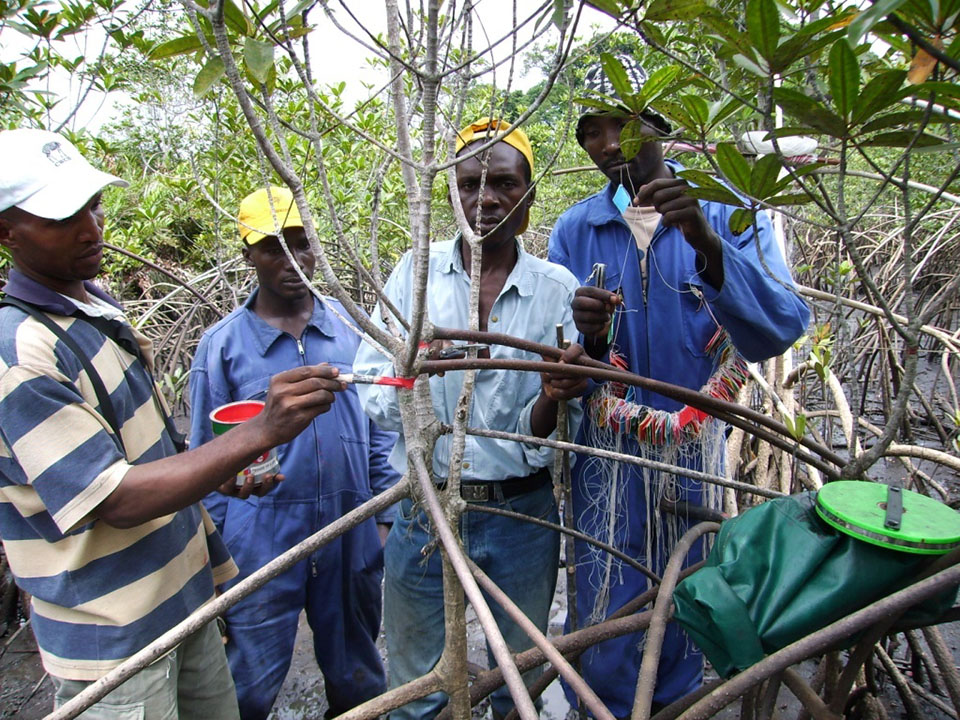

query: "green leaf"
left=707, top=97, right=743, bottom=128
left=685, top=185, right=749, bottom=205
left=729, top=207, right=756, bottom=235
left=619, top=92, right=647, bottom=115
left=551, top=0, right=568, bottom=30
left=585, top=0, right=622, bottom=16
left=654, top=100, right=696, bottom=131
left=860, top=131, right=945, bottom=147
left=747, top=0, right=780, bottom=63
left=222, top=0, right=252, bottom=36
left=677, top=169, right=746, bottom=207
left=852, top=70, right=907, bottom=124
left=860, top=110, right=928, bottom=133
left=905, top=81, right=960, bottom=104
left=793, top=414, right=807, bottom=440
left=732, top=52, right=769, bottom=77
left=620, top=119, right=657, bottom=159
left=641, top=65, right=682, bottom=102
left=770, top=28, right=844, bottom=73
left=645, top=0, right=708, bottom=21
left=193, top=56, right=225, bottom=96
left=751, top=153, right=784, bottom=198
left=766, top=192, right=814, bottom=206
left=828, top=39, right=860, bottom=120
left=149, top=34, right=205, bottom=60
left=774, top=87, right=847, bottom=136
left=910, top=141, right=960, bottom=153
left=244, top=37, right=274, bottom=84
left=715, top=143, right=753, bottom=194
left=848, top=0, right=909, bottom=45
left=600, top=52, right=634, bottom=99
left=636, top=20, right=667, bottom=47
left=679, top=94, right=710, bottom=131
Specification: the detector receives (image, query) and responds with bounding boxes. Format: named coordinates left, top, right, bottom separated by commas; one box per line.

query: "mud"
left=3, top=583, right=960, bottom=719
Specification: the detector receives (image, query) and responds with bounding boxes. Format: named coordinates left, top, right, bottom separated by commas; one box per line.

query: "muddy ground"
left=4, top=567, right=960, bottom=719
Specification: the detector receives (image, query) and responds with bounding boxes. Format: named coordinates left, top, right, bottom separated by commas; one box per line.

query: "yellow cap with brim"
left=454, top=118, right=534, bottom=234
left=238, top=186, right=303, bottom=245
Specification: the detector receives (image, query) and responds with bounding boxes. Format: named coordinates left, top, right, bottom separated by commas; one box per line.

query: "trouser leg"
left=308, top=522, right=387, bottom=714
left=175, top=620, right=241, bottom=719
left=470, top=484, right=560, bottom=718
left=51, top=621, right=238, bottom=720
left=383, top=497, right=448, bottom=720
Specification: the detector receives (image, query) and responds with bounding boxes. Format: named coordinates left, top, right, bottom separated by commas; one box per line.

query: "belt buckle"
left=461, top=484, right=489, bottom=503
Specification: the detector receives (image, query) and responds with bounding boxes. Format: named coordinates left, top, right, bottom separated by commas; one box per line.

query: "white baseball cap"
left=0, top=129, right=128, bottom=220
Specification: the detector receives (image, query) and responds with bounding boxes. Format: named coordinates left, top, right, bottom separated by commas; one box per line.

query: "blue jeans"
left=384, top=482, right=560, bottom=719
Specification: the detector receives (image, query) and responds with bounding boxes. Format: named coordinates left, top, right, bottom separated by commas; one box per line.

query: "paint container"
left=210, top=400, right=279, bottom=486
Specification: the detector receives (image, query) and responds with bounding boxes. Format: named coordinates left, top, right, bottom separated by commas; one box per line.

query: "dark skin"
left=574, top=114, right=726, bottom=357
left=0, top=198, right=345, bottom=528
left=243, top=227, right=317, bottom=338
left=244, top=227, right=391, bottom=544
left=443, top=140, right=588, bottom=438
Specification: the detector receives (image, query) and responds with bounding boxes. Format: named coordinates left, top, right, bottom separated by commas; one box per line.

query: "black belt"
left=437, top=467, right=552, bottom=503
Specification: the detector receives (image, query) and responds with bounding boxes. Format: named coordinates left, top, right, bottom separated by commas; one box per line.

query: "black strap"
left=79, top=313, right=187, bottom=453
left=1, top=296, right=188, bottom=455
left=1, top=296, right=127, bottom=455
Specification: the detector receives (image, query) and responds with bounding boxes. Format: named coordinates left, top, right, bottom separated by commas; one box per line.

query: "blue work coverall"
left=189, top=291, right=400, bottom=720
left=548, top=166, right=810, bottom=713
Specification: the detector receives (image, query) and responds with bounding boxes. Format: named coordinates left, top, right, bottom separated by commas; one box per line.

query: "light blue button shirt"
left=353, top=237, right=583, bottom=481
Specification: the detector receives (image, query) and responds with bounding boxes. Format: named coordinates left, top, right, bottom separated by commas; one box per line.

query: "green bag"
left=672, top=492, right=956, bottom=677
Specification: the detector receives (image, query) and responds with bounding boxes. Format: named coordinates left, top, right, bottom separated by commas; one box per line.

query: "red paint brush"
left=340, top=373, right=416, bottom=389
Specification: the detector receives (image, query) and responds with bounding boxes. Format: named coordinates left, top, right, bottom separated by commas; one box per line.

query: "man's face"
left=243, top=226, right=316, bottom=302
left=579, top=114, right=664, bottom=191
left=454, top=141, right=533, bottom=249
left=0, top=193, right=105, bottom=296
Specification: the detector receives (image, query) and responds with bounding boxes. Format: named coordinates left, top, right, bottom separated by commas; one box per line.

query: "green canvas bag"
left=672, top=492, right=956, bottom=677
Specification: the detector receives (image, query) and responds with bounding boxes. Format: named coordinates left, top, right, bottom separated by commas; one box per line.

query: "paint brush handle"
left=339, top=373, right=415, bottom=389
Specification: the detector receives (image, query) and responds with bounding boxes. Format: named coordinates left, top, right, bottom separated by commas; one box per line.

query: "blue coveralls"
left=548, top=166, right=810, bottom=713
left=189, top=291, right=400, bottom=720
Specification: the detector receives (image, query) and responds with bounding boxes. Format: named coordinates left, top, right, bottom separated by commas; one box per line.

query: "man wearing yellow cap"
left=354, top=120, right=588, bottom=719
left=188, top=187, right=400, bottom=720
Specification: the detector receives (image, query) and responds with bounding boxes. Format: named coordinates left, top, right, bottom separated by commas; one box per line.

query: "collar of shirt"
left=240, top=289, right=336, bottom=356
left=2, top=268, right=124, bottom=316
left=438, top=234, right=536, bottom=299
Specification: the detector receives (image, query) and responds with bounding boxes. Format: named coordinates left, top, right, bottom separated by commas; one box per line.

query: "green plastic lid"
left=816, top=480, right=960, bottom=555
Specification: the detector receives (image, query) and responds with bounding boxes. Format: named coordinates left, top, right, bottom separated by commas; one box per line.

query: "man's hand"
left=217, top=472, right=284, bottom=500
left=253, top=364, right=345, bottom=448
left=540, top=343, right=590, bottom=402
left=530, top=343, right=589, bottom=438
left=572, top=286, right=621, bottom=339
left=634, top=178, right=724, bottom=288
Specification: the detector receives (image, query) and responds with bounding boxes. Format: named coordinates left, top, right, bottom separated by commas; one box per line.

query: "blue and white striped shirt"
left=0, top=270, right=236, bottom=680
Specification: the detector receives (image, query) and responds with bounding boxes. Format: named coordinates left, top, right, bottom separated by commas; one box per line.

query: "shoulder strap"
left=1, top=296, right=127, bottom=455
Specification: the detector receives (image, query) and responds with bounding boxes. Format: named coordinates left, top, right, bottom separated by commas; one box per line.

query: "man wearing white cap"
left=0, top=129, right=345, bottom=718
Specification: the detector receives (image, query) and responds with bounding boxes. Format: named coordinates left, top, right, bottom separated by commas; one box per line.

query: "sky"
left=2, top=0, right=615, bottom=131
left=309, top=1, right=615, bottom=104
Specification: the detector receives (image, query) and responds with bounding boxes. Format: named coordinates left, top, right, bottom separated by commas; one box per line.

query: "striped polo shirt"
left=0, top=270, right=236, bottom=681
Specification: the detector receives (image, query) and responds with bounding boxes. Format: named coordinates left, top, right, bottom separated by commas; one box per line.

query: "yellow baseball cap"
left=237, top=186, right=303, bottom=245
left=454, top=118, right=534, bottom=234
